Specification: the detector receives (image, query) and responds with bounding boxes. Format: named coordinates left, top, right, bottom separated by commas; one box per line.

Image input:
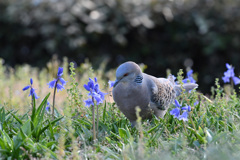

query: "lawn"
left=0, top=57, right=240, bottom=160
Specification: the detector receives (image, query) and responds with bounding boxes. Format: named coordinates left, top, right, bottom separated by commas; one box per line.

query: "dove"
left=112, top=61, right=198, bottom=126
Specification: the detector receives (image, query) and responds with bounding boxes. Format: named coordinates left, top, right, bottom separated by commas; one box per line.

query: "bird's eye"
left=123, top=73, right=129, bottom=77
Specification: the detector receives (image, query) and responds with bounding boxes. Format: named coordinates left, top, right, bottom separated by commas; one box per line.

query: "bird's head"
left=114, top=61, right=142, bottom=87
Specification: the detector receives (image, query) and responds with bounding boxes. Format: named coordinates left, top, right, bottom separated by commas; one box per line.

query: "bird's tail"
left=174, top=83, right=198, bottom=96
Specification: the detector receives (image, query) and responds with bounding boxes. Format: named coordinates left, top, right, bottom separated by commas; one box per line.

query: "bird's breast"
left=112, top=81, right=152, bottom=120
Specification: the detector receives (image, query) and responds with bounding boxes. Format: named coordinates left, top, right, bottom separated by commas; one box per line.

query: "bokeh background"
left=1, top=0, right=240, bottom=94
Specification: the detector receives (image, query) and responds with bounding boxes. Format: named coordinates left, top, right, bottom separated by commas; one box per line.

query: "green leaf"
left=0, top=130, right=13, bottom=150
left=31, top=94, right=36, bottom=122
left=0, top=138, right=6, bottom=149
left=38, top=116, right=63, bottom=137
left=110, top=131, right=122, bottom=141
left=103, top=101, right=107, bottom=122
left=119, top=128, right=128, bottom=140
left=147, top=123, right=162, bottom=133
left=0, top=149, right=9, bottom=154
left=21, top=120, right=31, bottom=136
left=101, top=146, right=121, bottom=160
left=11, top=113, right=23, bottom=125
left=37, top=143, right=57, bottom=159
left=187, top=127, right=207, bottom=144
left=205, top=128, right=213, bottom=142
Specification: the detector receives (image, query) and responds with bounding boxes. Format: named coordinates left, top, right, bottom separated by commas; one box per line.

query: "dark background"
left=1, top=0, right=240, bottom=94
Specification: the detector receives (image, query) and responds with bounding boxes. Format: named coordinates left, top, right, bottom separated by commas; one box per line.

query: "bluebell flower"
left=194, top=101, right=199, bottom=106
left=222, top=63, right=240, bottom=85
left=47, top=67, right=67, bottom=92
left=170, top=107, right=180, bottom=118
left=83, top=77, right=106, bottom=107
left=170, top=100, right=191, bottom=121
left=181, top=105, right=191, bottom=112
left=178, top=111, right=189, bottom=121
left=23, top=78, right=39, bottom=99
left=108, top=80, right=116, bottom=88
left=46, top=101, right=50, bottom=111
left=182, top=70, right=196, bottom=84
left=170, top=100, right=181, bottom=118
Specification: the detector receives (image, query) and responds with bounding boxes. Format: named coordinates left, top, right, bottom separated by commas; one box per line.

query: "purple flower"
left=182, top=70, right=196, bottom=84
left=170, top=100, right=191, bottom=121
left=170, top=100, right=181, bottom=118
left=47, top=67, right=67, bottom=92
left=23, top=78, right=39, bottom=99
left=170, top=108, right=180, bottom=118
left=194, top=101, right=199, bottom=106
left=222, top=63, right=240, bottom=85
left=84, top=77, right=106, bottom=107
left=46, top=101, right=50, bottom=111
left=178, top=111, right=189, bottom=121
left=181, top=105, right=191, bottom=112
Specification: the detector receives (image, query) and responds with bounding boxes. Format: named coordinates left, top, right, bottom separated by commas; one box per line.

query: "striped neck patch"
left=134, top=75, right=143, bottom=83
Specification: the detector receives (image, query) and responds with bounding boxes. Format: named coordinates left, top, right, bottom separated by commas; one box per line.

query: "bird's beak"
left=113, top=79, right=120, bottom=87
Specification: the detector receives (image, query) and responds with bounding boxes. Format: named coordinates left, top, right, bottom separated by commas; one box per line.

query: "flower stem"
left=92, top=97, right=96, bottom=147
left=231, top=77, right=234, bottom=94
left=52, top=80, right=58, bottom=119
left=189, top=113, right=196, bottom=131
left=31, top=94, right=34, bottom=111
left=96, top=104, right=99, bottom=138
left=182, top=121, right=188, bottom=134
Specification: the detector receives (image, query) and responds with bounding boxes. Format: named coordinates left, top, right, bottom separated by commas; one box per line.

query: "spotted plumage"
left=151, top=79, right=176, bottom=110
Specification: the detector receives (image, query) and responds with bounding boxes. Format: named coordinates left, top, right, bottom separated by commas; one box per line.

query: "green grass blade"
left=11, top=113, right=23, bottom=125
left=31, top=94, right=36, bottom=122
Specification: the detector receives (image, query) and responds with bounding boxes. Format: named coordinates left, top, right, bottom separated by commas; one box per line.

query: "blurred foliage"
left=1, top=0, right=240, bottom=93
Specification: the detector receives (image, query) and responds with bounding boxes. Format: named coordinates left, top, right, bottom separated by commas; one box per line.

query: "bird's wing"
left=150, top=78, right=176, bottom=110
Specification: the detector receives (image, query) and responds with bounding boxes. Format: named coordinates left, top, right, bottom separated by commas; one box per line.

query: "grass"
left=0, top=56, right=240, bottom=159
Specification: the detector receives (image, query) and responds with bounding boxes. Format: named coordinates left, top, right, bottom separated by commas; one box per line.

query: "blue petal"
left=194, top=101, right=199, bottom=106
left=48, top=79, right=57, bottom=88
left=187, top=70, right=193, bottom=77
left=56, top=83, right=64, bottom=92
left=188, top=77, right=196, bottom=83
left=174, top=99, right=181, bottom=108
left=33, top=92, right=39, bottom=99
left=92, top=92, right=103, bottom=105
left=98, top=91, right=106, bottom=100
left=233, top=76, right=240, bottom=85
left=46, top=106, right=50, bottom=111
left=108, top=80, right=116, bottom=88
left=170, top=108, right=180, bottom=118
left=23, top=85, right=31, bottom=91
left=94, top=77, right=98, bottom=83
left=222, top=76, right=230, bottom=83
left=59, top=78, right=67, bottom=86
left=94, top=84, right=100, bottom=93
left=84, top=84, right=90, bottom=91
left=226, top=63, right=231, bottom=69
left=228, top=68, right=235, bottom=77
left=179, top=111, right=188, bottom=121
left=182, top=78, right=189, bottom=83
left=84, top=98, right=94, bottom=107
left=29, top=88, right=36, bottom=97
left=29, top=88, right=39, bottom=99
left=57, top=67, right=63, bottom=77
left=181, top=105, right=191, bottom=112
left=88, top=78, right=95, bottom=90
left=30, top=78, right=33, bottom=85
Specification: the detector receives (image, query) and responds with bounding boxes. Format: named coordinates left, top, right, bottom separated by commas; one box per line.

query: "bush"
left=1, top=0, right=240, bottom=93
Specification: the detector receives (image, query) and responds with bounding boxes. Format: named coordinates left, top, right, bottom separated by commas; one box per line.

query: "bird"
left=112, top=61, right=198, bottom=126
